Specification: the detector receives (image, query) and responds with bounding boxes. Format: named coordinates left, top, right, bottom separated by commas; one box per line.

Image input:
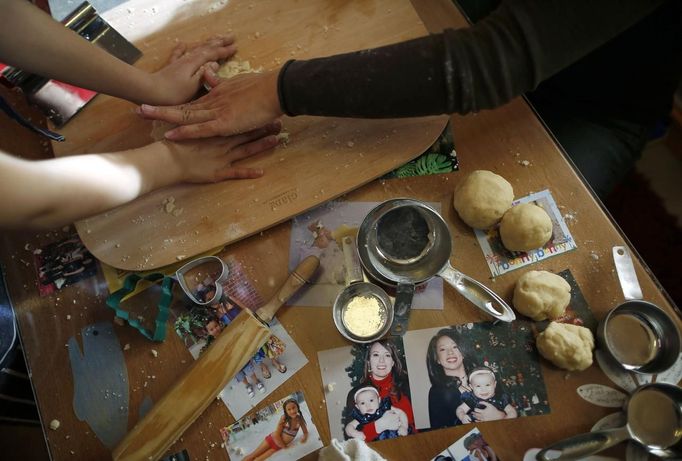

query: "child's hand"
left=163, top=120, right=281, bottom=183
left=149, top=35, right=237, bottom=105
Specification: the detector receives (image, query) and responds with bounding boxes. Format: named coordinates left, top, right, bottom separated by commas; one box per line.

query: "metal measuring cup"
left=596, top=246, right=681, bottom=374
left=536, top=382, right=682, bottom=460
left=332, top=235, right=393, bottom=343
left=357, top=199, right=515, bottom=336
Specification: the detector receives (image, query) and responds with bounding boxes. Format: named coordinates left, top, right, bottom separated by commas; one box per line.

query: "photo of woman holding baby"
left=427, top=328, right=514, bottom=428
left=342, top=339, right=416, bottom=441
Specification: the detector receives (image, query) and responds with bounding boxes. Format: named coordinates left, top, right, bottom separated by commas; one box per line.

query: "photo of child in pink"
left=242, top=398, right=309, bottom=461
left=455, top=366, right=518, bottom=423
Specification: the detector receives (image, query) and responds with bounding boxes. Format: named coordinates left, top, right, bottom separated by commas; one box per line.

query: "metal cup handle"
left=612, top=246, right=643, bottom=301
left=535, top=426, right=630, bottom=460
left=438, top=263, right=516, bottom=322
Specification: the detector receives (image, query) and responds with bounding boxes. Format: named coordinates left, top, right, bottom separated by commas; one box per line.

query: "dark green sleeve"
left=277, top=0, right=664, bottom=118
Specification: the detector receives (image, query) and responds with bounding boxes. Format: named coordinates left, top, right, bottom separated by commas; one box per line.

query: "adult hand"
left=148, top=35, right=238, bottom=106
left=163, top=120, right=281, bottom=183
left=137, top=69, right=283, bottom=140
left=374, top=410, right=402, bottom=433
left=471, top=402, right=506, bottom=422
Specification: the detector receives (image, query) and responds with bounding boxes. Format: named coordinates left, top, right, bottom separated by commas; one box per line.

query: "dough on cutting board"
left=513, top=270, right=571, bottom=321
left=453, top=170, right=514, bottom=229
left=536, top=322, right=594, bottom=371
left=217, top=59, right=263, bottom=79
left=499, top=203, right=552, bottom=252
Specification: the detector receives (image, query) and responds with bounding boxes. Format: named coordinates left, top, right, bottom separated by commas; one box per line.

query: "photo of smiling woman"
left=426, top=328, right=515, bottom=428
left=341, top=339, right=417, bottom=441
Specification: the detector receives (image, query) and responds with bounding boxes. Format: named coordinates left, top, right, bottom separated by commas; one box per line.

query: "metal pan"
left=597, top=246, right=681, bottom=374
left=357, top=199, right=515, bottom=335
left=536, top=382, right=682, bottom=460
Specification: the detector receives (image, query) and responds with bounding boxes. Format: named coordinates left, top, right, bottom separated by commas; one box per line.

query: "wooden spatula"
left=112, top=255, right=320, bottom=461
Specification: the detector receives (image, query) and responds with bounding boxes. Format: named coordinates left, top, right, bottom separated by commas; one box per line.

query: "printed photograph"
left=383, top=121, right=459, bottom=179
left=172, top=256, right=308, bottom=419
left=431, top=427, right=500, bottom=461
left=33, top=234, right=98, bottom=296
left=475, top=190, right=577, bottom=277
left=318, top=337, right=417, bottom=442
left=220, top=391, right=323, bottom=461
left=288, top=200, right=443, bottom=309
left=403, top=321, right=550, bottom=431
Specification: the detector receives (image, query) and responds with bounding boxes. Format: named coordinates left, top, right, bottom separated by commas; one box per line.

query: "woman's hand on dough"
left=137, top=69, right=283, bottom=140
left=163, top=120, right=281, bottom=183
left=147, top=35, right=238, bottom=105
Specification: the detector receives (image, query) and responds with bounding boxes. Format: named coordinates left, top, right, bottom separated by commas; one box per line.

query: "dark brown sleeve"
left=277, top=0, right=664, bottom=118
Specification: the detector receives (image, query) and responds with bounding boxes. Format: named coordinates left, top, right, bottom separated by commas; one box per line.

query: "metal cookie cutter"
left=175, top=256, right=230, bottom=305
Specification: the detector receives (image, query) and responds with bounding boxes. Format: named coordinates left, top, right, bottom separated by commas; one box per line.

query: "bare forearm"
left=0, top=143, right=179, bottom=229
left=0, top=0, right=156, bottom=104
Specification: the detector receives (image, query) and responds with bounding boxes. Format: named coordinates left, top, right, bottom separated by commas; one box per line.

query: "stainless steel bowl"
left=597, top=300, right=681, bottom=375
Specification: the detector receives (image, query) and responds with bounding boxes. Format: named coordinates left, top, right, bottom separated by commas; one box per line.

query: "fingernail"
left=164, top=130, right=177, bottom=140
left=256, top=169, right=264, bottom=175
left=209, top=61, right=219, bottom=71
left=141, top=104, right=155, bottom=113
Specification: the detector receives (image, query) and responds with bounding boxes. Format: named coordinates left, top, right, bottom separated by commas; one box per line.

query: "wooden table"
left=1, top=0, right=680, bottom=460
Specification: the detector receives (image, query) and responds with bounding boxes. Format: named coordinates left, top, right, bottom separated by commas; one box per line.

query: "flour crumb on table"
left=151, top=349, right=158, bottom=358
left=49, top=419, right=60, bottom=430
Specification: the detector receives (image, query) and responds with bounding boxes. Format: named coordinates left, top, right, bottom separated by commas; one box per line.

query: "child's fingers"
left=169, top=43, right=188, bottom=63
left=137, top=104, right=216, bottom=126
left=227, top=121, right=282, bottom=149
left=203, top=66, right=223, bottom=89
left=215, top=166, right=265, bottom=180
left=226, top=135, right=279, bottom=162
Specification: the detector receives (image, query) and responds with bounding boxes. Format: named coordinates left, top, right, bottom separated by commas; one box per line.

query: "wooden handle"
left=255, top=255, right=320, bottom=323
left=112, top=311, right=270, bottom=461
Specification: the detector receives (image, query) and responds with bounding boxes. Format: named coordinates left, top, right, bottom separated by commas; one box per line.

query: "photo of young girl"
left=220, top=391, right=323, bottom=461
left=172, top=256, right=308, bottom=419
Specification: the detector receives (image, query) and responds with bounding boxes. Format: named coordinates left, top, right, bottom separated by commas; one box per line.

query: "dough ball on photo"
left=536, top=322, right=594, bottom=371
left=499, top=203, right=552, bottom=252
left=453, top=170, right=514, bottom=229
left=513, top=270, right=571, bottom=321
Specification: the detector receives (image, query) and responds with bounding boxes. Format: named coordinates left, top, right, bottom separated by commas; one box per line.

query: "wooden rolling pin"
left=112, top=255, right=320, bottom=461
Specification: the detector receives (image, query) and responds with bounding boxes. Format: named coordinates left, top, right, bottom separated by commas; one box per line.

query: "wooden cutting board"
left=52, top=0, right=448, bottom=271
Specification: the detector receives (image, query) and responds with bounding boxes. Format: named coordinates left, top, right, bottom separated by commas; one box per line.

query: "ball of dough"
left=499, top=203, right=552, bottom=252
left=513, top=271, right=571, bottom=321
left=453, top=170, right=514, bottom=229
left=536, top=322, right=594, bottom=371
